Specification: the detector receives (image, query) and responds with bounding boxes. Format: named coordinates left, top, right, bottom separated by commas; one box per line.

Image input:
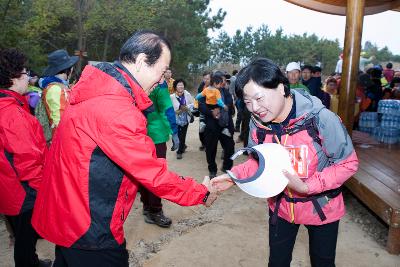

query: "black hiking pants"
left=268, top=210, right=339, bottom=267
left=6, top=209, right=40, bottom=267
left=204, top=127, right=234, bottom=174
left=139, top=142, right=166, bottom=213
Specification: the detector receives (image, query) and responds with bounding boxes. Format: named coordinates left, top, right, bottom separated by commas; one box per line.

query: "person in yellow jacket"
left=39, top=50, right=78, bottom=136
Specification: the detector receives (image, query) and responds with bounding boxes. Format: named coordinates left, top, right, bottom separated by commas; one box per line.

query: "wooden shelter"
left=286, top=0, right=400, bottom=16
left=285, top=0, right=400, bottom=255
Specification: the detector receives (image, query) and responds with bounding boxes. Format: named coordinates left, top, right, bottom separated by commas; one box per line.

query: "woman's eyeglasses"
left=20, top=71, right=31, bottom=77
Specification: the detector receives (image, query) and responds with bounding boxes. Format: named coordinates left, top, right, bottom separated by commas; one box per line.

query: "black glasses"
left=20, top=71, right=31, bottom=77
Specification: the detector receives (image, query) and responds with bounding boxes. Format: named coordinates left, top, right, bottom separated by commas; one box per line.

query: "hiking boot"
left=38, top=259, right=53, bottom=267
left=177, top=153, right=183, bottom=159
left=144, top=211, right=172, bottom=228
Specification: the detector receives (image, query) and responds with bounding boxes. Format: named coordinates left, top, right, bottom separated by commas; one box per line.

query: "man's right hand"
left=202, top=176, right=218, bottom=207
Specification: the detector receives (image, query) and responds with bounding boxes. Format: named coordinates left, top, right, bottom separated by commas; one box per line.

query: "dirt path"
left=1, top=117, right=399, bottom=266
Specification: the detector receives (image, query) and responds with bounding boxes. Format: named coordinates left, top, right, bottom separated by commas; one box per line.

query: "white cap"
left=226, top=143, right=293, bottom=198
left=286, top=62, right=301, bottom=72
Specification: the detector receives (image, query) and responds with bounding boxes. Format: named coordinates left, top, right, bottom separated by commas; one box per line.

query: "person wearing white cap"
left=212, top=58, right=358, bottom=267
left=286, top=61, right=310, bottom=94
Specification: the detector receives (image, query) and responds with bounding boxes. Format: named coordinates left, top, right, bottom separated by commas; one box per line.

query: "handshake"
left=201, top=174, right=235, bottom=207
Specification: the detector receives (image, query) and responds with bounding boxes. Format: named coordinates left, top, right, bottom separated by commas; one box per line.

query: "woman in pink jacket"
left=212, top=58, right=358, bottom=267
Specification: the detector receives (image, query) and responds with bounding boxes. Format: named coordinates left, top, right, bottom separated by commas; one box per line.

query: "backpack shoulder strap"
left=283, top=116, right=322, bottom=147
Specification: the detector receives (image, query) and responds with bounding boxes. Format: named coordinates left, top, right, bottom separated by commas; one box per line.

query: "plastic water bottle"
left=385, top=128, right=399, bottom=144
left=373, top=126, right=399, bottom=144
left=379, top=99, right=400, bottom=115
left=359, top=112, right=379, bottom=133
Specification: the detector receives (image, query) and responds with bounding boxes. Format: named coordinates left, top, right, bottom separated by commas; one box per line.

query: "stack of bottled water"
left=372, top=100, right=400, bottom=144
left=358, top=112, right=379, bottom=134
left=377, top=99, right=400, bottom=115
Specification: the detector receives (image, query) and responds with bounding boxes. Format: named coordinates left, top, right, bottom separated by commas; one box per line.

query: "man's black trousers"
left=54, top=244, right=128, bottom=267
left=139, top=142, right=166, bottom=212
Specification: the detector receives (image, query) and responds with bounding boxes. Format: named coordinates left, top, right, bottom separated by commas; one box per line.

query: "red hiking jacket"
left=0, top=89, right=47, bottom=215
left=32, top=63, right=208, bottom=249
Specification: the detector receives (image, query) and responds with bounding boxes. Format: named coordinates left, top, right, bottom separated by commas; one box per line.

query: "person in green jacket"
left=286, top=62, right=310, bottom=94
left=141, top=78, right=179, bottom=228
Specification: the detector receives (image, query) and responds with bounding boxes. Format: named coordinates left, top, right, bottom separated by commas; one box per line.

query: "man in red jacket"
left=32, top=30, right=217, bottom=267
left=0, top=49, right=50, bottom=267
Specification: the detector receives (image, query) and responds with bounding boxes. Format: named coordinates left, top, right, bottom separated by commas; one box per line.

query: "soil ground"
left=1, top=117, right=399, bottom=267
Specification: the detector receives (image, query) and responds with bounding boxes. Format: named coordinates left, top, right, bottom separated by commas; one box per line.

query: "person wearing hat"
left=39, top=49, right=78, bottom=136
left=286, top=62, right=310, bottom=94
left=211, top=58, right=358, bottom=267
left=0, top=48, right=51, bottom=267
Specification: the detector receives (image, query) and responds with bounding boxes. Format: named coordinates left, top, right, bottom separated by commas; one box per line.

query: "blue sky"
left=209, top=0, right=400, bottom=55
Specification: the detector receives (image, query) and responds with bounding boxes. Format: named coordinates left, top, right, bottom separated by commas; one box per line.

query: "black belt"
left=271, top=187, right=342, bottom=225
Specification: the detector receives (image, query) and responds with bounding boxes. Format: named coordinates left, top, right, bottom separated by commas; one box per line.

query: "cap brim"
left=43, top=56, right=79, bottom=76
left=229, top=143, right=292, bottom=198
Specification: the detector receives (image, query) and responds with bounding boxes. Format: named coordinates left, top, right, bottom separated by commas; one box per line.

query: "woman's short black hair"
left=0, top=48, right=27, bottom=89
left=236, top=58, right=290, bottom=97
left=173, top=78, right=186, bottom=89
left=120, top=30, right=171, bottom=66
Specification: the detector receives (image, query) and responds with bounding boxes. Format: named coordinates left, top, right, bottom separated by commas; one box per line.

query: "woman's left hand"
left=282, top=170, right=309, bottom=194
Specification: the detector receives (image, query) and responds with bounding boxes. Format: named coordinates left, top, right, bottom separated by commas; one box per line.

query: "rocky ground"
left=1, top=117, right=399, bottom=266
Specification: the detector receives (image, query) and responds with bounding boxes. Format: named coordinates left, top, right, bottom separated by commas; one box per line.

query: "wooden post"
left=338, top=0, right=365, bottom=135
left=388, top=209, right=400, bottom=254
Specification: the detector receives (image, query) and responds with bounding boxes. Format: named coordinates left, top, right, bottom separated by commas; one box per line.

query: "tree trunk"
left=102, top=30, right=111, bottom=62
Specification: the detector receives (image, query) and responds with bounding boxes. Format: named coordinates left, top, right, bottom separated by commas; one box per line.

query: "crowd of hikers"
left=2, top=28, right=398, bottom=266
